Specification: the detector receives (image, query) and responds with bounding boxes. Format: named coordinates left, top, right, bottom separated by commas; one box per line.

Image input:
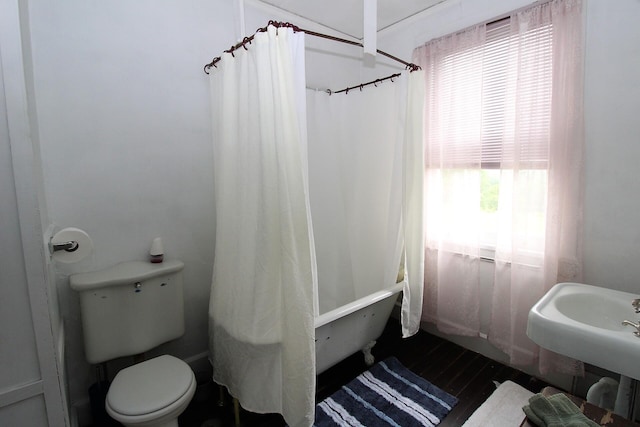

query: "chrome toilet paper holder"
left=49, top=239, right=79, bottom=254
left=49, top=227, right=93, bottom=263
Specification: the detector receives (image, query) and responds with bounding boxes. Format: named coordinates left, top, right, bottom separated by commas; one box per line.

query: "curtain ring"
left=325, top=89, right=332, bottom=96
left=359, top=84, right=363, bottom=91
left=203, top=57, right=220, bottom=74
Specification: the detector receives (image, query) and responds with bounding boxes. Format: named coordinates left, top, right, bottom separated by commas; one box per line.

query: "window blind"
left=427, top=18, right=553, bottom=169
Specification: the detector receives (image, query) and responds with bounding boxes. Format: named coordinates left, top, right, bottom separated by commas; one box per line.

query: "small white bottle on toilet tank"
left=149, top=237, right=164, bottom=263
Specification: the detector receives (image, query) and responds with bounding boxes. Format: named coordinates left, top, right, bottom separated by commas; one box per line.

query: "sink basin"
left=527, top=282, right=640, bottom=380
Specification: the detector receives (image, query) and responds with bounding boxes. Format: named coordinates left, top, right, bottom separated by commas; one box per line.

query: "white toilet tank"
left=70, top=260, right=185, bottom=364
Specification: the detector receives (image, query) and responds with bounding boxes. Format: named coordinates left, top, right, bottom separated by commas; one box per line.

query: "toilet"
left=70, top=259, right=196, bottom=427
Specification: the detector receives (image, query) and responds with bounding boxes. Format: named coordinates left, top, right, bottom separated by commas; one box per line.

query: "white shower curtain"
left=208, top=26, right=317, bottom=427
left=306, top=71, right=425, bottom=337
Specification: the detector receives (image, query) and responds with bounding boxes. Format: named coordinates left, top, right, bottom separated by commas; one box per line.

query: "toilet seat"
left=106, top=355, right=195, bottom=420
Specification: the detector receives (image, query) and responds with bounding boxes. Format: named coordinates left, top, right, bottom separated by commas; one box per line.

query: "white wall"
left=582, top=0, right=640, bottom=292
left=26, top=0, right=365, bottom=422
left=27, top=0, right=234, bottom=418
left=1, top=0, right=69, bottom=424
left=0, top=41, right=44, bottom=426
left=25, top=0, right=640, bottom=419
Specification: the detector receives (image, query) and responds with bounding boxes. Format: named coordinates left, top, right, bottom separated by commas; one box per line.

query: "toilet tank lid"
left=70, top=259, right=184, bottom=291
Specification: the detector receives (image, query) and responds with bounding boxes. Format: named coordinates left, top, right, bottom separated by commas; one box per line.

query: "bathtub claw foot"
left=362, top=340, right=376, bottom=366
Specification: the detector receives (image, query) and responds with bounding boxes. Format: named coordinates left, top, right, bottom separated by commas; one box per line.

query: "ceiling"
left=256, top=0, right=448, bottom=39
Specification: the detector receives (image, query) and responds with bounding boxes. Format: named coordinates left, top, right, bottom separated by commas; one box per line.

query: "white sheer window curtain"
left=413, top=0, right=584, bottom=375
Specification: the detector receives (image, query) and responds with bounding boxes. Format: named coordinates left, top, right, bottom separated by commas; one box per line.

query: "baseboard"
left=72, top=397, right=92, bottom=427
left=185, top=350, right=212, bottom=375
left=68, top=404, right=79, bottom=427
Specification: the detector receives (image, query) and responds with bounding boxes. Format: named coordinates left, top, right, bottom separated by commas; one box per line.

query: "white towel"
left=462, top=380, right=533, bottom=427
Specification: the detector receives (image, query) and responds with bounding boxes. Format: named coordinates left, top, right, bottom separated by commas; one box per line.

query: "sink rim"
left=527, top=282, right=640, bottom=380
left=537, top=283, right=635, bottom=332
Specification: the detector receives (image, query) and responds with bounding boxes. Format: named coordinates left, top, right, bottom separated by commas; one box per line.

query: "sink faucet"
left=622, top=320, right=640, bottom=336
left=622, top=300, right=640, bottom=336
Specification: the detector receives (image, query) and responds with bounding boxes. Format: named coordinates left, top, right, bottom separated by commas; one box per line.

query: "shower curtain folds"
left=306, top=71, right=425, bottom=338
left=208, top=26, right=316, bottom=427
left=208, top=23, right=426, bottom=427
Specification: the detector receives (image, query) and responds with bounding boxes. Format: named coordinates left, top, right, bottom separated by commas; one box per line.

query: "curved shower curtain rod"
left=203, top=20, right=421, bottom=95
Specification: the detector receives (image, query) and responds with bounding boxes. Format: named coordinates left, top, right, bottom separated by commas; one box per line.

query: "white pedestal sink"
left=527, top=282, right=640, bottom=380
left=527, top=282, right=640, bottom=417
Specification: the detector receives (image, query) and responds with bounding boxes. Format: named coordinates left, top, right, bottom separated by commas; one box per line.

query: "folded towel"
left=523, top=393, right=600, bottom=427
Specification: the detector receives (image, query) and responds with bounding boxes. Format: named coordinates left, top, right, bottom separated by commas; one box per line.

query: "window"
left=418, top=16, right=554, bottom=255
left=415, top=0, right=585, bottom=370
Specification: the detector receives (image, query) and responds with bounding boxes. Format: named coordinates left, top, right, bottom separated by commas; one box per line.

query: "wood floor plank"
left=443, top=363, right=513, bottom=425
left=441, top=352, right=488, bottom=395
left=176, top=318, right=550, bottom=427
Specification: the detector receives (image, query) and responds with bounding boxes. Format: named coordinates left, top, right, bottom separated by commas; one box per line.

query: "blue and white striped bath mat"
left=315, top=357, right=458, bottom=426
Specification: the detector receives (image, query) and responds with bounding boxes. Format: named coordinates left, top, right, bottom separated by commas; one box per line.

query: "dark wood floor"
left=176, top=318, right=550, bottom=427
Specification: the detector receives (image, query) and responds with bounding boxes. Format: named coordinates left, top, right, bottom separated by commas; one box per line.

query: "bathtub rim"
left=314, top=281, right=404, bottom=329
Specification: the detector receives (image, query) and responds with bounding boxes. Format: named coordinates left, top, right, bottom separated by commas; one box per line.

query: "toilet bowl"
left=105, top=355, right=196, bottom=427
